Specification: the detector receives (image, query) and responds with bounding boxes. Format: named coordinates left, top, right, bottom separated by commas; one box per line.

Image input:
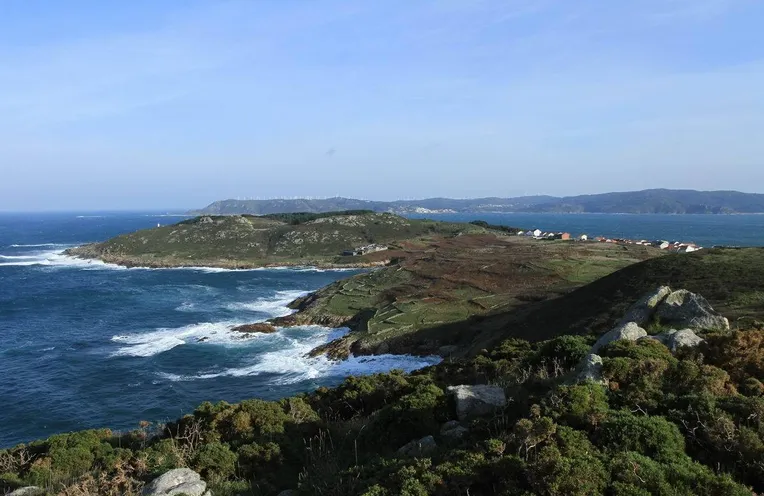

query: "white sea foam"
left=157, top=326, right=441, bottom=384
left=8, top=243, right=68, bottom=248
left=225, top=290, right=308, bottom=317
left=0, top=254, right=38, bottom=260
left=0, top=250, right=125, bottom=270
left=175, top=302, right=198, bottom=312
left=110, top=320, right=260, bottom=357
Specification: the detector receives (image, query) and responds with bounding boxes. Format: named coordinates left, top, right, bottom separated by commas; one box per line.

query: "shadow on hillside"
left=380, top=248, right=764, bottom=357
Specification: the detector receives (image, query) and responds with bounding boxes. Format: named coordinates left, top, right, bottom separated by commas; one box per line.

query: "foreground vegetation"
left=1, top=323, right=762, bottom=495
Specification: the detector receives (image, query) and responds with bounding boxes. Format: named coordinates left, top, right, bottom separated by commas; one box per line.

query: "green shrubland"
left=2, top=326, right=762, bottom=495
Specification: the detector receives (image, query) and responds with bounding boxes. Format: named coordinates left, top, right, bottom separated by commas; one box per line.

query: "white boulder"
left=142, top=468, right=209, bottom=496
left=447, top=385, right=506, bottom=421
left=618, top=286, right=672, bottom=327
left=591, top=322, right=647, bottom=354
left=655, top=290, right=729, bottom=331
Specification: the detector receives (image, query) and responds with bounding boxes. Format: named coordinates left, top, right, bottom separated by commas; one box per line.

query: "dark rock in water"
left=231, top=323, right=278, bottom=334
left=196, top=336, right=210, bottom=343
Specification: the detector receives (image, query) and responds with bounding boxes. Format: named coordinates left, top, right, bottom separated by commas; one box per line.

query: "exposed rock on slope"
left=142, top=468, right=210, bottom=496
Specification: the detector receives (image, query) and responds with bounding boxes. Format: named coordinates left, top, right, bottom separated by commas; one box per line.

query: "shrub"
left=597, top=412, right=685, bottom=462
left=548, top=383, right=609, bottom=429
left=192, top=442, right=237, bottom=479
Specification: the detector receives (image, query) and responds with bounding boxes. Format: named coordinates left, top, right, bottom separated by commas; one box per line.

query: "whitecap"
left=110, top=320, right=266, bottom=357
left=157, top=326, right=441, bottom=384
left=225, top=290, right=308, bottom=317
left=175, top=302, right=198, bottom=312
left=8, top=243, right=68, bottom=248
left=0, top=254, right=38, bottom=260
left=0, top=250, right=125, bottom=270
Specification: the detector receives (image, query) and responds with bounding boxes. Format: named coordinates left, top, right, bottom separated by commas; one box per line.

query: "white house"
left=579, top=234, right=588, bottom=241
left=533, top=229, right=542, bottom=237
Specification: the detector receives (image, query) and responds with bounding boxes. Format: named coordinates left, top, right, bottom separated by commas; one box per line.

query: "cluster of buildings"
left=342, top=244, right=389, bottom=257
left=590, top=237, right=702, bottom=253
left=516, top=229, right=702, bottom=253
left=517, top=229, right=575, bottom=240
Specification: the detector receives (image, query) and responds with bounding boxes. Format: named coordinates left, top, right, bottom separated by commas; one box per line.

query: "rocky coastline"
left=64, top=245, right=390, bottom=270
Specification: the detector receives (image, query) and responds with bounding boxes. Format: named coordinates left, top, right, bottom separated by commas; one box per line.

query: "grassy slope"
left=3, top=250, right=764, bottom=494
left=65, top=213, right=489, bottom=268
left=274, top=236, right=662, bottom=357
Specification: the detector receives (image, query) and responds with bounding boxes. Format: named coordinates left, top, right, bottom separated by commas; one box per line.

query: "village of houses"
left=515, top=229, right=703, bottom=253
left=341, top=230, right=702, bottom=258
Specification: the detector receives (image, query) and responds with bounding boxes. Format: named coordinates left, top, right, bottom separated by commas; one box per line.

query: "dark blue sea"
left=2, top=212, right=764, bottom=448
left=0, top=212, right=440, bottom=448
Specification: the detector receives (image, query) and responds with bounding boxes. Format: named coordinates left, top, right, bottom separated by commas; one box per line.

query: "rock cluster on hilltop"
left=576, top=286, right=729, bottom=385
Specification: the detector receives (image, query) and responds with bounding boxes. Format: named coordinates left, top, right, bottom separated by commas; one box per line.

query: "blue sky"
left=1, top=0, right=763, bottom=210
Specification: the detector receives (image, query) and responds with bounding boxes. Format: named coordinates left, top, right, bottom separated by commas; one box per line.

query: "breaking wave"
left=156, top=326, right=441, bottom=385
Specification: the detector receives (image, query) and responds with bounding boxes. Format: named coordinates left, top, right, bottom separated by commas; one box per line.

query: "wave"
left=110, top=320, right=261, bottom=357
left=157, top=326, right=441, bottom=384
left=175, top=302, right=198, bottom=312
left=8, top=243, right=69, bottom=248
left=225, top=290, right=307, bottom=317
left=0, top=254, right=38, bottom=260
left=0, top=250, right=125, bottom=270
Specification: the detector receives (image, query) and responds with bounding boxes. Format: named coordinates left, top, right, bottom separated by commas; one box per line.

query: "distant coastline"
left=192, top=189, right=764, bottom=216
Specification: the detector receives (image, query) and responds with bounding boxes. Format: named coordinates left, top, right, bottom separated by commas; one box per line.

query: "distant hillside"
left=65, top=211, right=493, bottom=269
left=520, top=189, right=764, bottom=214
left=193, top=190, right=764, bottom=215
left=192, top=196, right=557, bottom=215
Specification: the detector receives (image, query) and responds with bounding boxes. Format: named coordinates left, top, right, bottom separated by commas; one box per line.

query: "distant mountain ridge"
left=193, top=189, right=764, bottom=215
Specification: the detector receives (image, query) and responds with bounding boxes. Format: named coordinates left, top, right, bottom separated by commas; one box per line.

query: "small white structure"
left=580, top=234, right=588, bottom=241
left=533, top=229, right=542, bottom=237
left=517, top=231, right=525, bottom=236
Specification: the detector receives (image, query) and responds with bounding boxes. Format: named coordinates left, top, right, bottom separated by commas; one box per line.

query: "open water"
left=2, top=211, right=763, bottom=447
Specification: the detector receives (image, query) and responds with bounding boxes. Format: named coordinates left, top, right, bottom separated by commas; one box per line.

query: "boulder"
left=277, top=491, right=296, bottom=496
left=617, top=286, right=672, bottom=327
left=8, top=488, right=44, bottom=496
left=142, top=468, right=208, bottom=496
left=591, top=322, right=647, bottom=354
left=574, top=354, right=607, bottom=386
left=447, top=385, right=506, bottom=421
left=231, top=323, right=278, bottom=334
left=655, top=290, right=729, bottom=331
left=440, top=420, right=468, bottom=439
left=654, top=329, right=704, bottom=352
left=397, top=435, right=437, bottom=457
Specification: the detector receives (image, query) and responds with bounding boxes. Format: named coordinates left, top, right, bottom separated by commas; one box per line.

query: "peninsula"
left=193, top=189, right=764, bottom=215
left=65, top=211, right=495, bottom=269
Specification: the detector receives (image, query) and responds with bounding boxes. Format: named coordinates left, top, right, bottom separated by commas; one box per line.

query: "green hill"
left=65, top=211, right=492, bottom=268
left=2, top=250, right=763, bottom=495
left=271, top=235, right=662, bottom=358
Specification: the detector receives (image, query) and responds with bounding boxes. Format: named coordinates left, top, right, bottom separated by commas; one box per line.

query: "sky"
left=1, top=0, right=763, bottom=211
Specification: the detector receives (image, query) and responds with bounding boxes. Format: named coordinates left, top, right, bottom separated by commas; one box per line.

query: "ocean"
left=2, top=211, right=764, bottom=448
